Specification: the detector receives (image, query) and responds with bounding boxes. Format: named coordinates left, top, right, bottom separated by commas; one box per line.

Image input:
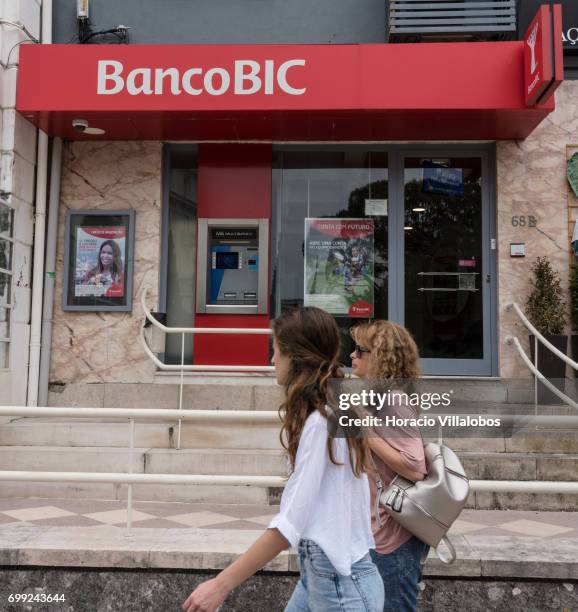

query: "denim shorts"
left=370, top=535, right=429, bottom=612
left=285, top=539, right=385, bottom=612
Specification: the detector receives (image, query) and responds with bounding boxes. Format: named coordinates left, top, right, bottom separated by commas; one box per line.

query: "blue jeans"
left=285, top=539, right=385, bottom=611
left=370, top=536, right=428, bottom=612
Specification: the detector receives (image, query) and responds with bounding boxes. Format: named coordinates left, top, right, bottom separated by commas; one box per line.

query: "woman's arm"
left=368, top=436, right=425, bottom=482
left=182, top=528, right=289, bottom=612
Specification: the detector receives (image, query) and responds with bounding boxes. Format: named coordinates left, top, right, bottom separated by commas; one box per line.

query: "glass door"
left=400, top=151, right=495, bottom=376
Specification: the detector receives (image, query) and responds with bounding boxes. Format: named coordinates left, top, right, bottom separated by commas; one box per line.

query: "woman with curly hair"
left=350, top=320, right=427, bottom=612
left=183, top=307, right=384, bottom=612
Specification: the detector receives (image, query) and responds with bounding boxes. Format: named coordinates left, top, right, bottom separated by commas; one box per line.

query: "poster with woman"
left=74, top=226, right=126, bottom=298
left=304, top=218, right=374, bottom=317
left=63, top=210, right=134, bottom=312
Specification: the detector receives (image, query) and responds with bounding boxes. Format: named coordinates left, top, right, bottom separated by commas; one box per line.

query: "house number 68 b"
left=511, top=215, right=537, bottom=227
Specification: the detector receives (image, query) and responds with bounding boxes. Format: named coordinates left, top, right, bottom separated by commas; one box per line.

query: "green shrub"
left=525, top=256, right=566, bottom=336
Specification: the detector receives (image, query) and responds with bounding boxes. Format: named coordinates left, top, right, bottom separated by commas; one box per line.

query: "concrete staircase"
left=1, top=378, right=577, bottom=510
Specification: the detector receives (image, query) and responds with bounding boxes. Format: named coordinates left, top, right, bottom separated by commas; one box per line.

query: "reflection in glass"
left=404, top=158, right=483, bottom=360
left=272, top=150, right=388, bottom=363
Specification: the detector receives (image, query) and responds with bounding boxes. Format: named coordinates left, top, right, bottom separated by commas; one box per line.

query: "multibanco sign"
left=97, top=59, right=307, bottom=96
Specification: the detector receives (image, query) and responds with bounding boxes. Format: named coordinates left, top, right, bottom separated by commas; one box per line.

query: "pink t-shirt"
left=369, top=407, right=426, bottom=555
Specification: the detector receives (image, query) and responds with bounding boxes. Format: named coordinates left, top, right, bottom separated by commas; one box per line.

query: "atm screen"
left=216, top=252, right=239, bottom=269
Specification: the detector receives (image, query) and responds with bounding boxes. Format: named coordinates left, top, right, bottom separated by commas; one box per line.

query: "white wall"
left=0, top=0, right=40, bottom=404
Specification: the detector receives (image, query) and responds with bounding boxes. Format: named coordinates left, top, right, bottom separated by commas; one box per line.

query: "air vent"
left=387, top=0, right=518, bottom=43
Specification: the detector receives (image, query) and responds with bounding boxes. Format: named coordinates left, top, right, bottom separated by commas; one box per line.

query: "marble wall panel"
left=49, top=141, right=162, bottom=385
left=498, top=80, right=578, bottom=378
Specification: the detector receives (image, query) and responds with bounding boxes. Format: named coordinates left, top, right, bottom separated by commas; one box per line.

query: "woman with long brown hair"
left=350, top=320, right=427, bottom=612
left=183, top=307, right=384, bottom=612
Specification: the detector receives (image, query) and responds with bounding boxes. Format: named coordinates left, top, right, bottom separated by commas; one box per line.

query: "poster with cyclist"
left=304, top=218, right=374, bottom=317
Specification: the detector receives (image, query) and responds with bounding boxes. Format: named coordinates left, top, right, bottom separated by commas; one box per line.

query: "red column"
left=194, top=143, right=272, bottom=366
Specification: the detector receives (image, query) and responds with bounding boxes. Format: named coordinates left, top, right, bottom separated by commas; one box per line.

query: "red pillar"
left=194, top=144, right=272, bottom=366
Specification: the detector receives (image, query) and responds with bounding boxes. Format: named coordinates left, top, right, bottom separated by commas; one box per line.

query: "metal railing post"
left=125, top=418, right=135, bottom=538
left=177, top=332, right=184, bottom=450
left=534, top=334, right=538, bottom=416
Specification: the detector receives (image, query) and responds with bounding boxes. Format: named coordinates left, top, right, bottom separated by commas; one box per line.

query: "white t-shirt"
left=268, top=409, right=375, bottom=576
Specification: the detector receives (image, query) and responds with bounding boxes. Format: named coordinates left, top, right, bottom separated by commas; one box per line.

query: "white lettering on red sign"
left=526, top=20, right=540, bottom=75
left=97, top=59, right=306, bottom=96
left=563, top=27, right=578, bottom=45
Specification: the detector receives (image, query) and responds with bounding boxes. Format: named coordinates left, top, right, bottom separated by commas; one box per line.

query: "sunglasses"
left=353, top=344, right=371, bottom=358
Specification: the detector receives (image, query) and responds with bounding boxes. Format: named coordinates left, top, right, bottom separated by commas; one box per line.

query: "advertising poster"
left=304, top=218, right=374, bottom=317
left=74, top=226, right=126, bottom=298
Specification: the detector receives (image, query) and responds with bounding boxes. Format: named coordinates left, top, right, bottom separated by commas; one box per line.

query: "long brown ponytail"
left=273, top=307, right=369, bottom=477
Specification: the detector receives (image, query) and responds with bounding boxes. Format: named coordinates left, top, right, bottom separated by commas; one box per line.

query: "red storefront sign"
left=524, top=4, right=564, bottom=106
left=17, top=41, right=559, bottom=141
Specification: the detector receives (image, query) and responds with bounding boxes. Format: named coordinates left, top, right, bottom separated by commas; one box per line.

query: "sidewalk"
left=1, top=497, right=577, bottom=579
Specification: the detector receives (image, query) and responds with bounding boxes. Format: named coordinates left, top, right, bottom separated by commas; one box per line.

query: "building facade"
left=2, top=1, right=578, bottom=406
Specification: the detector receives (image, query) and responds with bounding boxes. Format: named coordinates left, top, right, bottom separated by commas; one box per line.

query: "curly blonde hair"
left=350, top=320, right=420, bottom=384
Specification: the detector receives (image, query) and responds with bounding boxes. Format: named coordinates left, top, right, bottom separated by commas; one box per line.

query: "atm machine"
left=196, top=218, right=269, bottom=314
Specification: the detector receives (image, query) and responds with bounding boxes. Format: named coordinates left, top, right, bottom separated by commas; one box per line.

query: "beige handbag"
left=374, top=442, right=470, bottom=564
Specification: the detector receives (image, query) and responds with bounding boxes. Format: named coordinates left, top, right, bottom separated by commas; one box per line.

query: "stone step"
left=458, top=452, right=578, bottom=481
left=0, top=446, right=286, bottom=476
left=0, top=419, right=281, bottom=450
left=4, top=417, right=578, bottom=453
left=2, top=444, right=577, bottom=509
left=47, top=378, right=534, bottom=410
left=0, top=482, right=270, bottom=505
left=48, top=380, right=284, bottom=411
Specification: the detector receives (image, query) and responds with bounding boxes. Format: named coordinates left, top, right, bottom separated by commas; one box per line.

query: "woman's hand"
left=182, top=529, right=289, bottom=612
left=182, top=577, right=229, bottom=612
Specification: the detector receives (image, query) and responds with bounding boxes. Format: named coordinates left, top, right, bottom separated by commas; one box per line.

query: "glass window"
left=404, top=157, right=484, bottom=360
left=0, top=341, right=8, bottom=369
left=0, top=238, right=13, bottom=271
left=0, top=307, right=9, bottom=340
left=0, top=200, right=13, bottom=369
left=0, top=205, right=13, bottom=238
left=0, top=272, right=11, bottom=308
left=164, top=147, right=198, bottom=364
left=272, top=149, right=388, bottom=363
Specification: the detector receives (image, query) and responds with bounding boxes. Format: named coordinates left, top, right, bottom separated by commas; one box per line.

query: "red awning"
left=17, top=42, right=556, bottom=141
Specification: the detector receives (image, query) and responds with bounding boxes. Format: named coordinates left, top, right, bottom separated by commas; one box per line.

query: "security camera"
left=72, top=119, right=89, bottom=133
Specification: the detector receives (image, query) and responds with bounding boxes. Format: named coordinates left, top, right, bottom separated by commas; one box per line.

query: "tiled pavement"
left=0, top=497, right=577, bottom=538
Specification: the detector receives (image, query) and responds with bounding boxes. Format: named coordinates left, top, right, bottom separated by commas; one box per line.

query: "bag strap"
left=368, top=451, right=385, bottom=528
left=434, top=535, right=456, bottom=565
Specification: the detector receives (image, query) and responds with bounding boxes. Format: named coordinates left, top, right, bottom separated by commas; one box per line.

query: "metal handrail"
left=140, top=287, right=275, bottom=448
left=0, top=406, right=280, bottom=421
left=506, top=302, right=578, bottom=371
left=1, top=405, right=577, bottom=536
left=1, top=472, right=577, bottom=494
left=505, top=335, right=578, bottom=410
left=3, top=406, right=578, bottom=427
left=141, top=287, right=272, bottom=336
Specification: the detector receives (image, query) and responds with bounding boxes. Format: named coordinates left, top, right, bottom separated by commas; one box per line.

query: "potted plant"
left=525, top=256, right=568, bottom=404
left=570, top=263, right=578, bottom=376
